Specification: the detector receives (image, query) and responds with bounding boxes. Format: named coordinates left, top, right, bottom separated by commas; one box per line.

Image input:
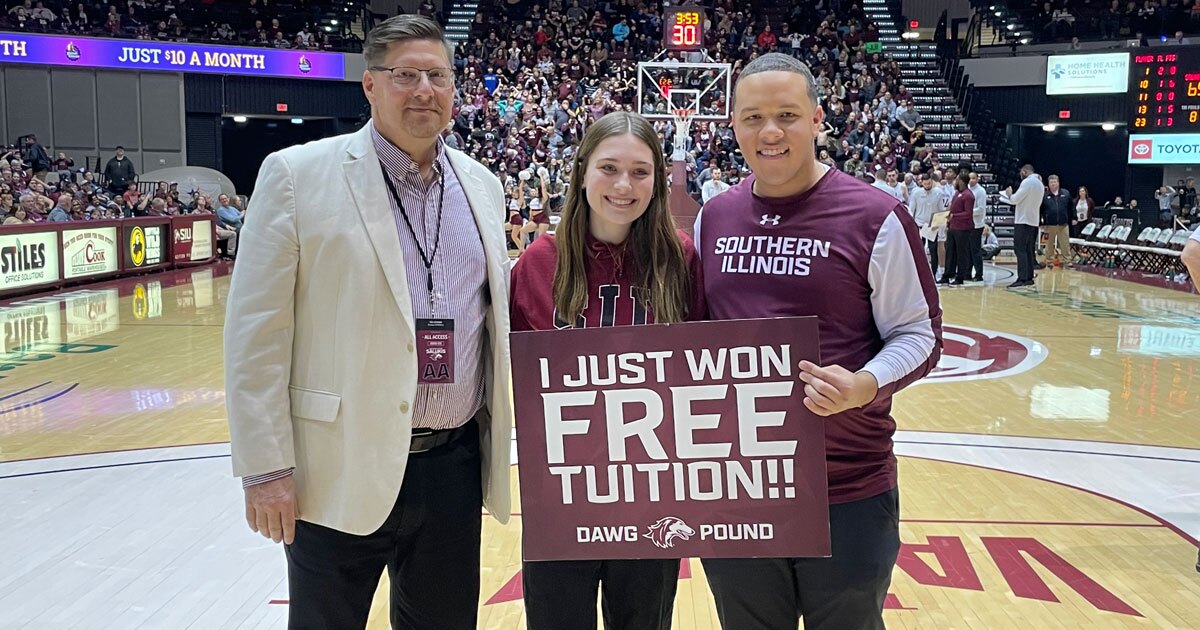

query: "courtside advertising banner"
left=0, top=231, right=59, bottom=290
left=61, top=227, right=118, bottom=280
left=513, top=317, right=830, bottom=561
left=173, top=218, right=214, bottom=262
left=190, top=220, right=213, bottom=261
left=124, top=224, right=166, bottom=269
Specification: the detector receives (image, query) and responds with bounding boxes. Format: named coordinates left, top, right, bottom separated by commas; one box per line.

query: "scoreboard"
left=663, top=6, right=705, bottom=52
left=1128, top=50, right=1200, bottom=133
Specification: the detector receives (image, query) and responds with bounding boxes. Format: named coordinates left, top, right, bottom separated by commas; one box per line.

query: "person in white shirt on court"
left=908, top=173, right=943, bottom=277
left=968, top=172, right=988, bottom=282
left=871, top=168, right=907, bottom=203
left=999, top=164, right=1045, bottom=288
left=701, top=166, right=730, bottom=203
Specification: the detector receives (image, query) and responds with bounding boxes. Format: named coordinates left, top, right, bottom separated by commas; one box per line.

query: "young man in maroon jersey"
left=695, top=52, right=944, bottom=630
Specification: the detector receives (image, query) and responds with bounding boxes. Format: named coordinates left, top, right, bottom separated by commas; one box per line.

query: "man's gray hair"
left=735, top=52, right=820, bottom=108
left=363, top=14, right=455, bottom=69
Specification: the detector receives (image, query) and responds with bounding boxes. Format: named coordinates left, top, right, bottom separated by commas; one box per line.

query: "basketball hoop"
left=671, top=108, right=695, bottom=161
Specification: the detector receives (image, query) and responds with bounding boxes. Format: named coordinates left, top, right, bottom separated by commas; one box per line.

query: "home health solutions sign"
left=1045, top=52, right=1129, bottom=95
left=0, top=33, right=344, bottom=80
left=512, top=318, right=830, bottom=562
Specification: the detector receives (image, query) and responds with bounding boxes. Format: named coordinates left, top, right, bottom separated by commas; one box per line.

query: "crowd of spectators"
left=444, top=0, right=957, bottom=251
left=993, top=0, right=1200, bottom=44
left=3, top=0, right=370, bottom=51
left=0, top=141, right=242, bottom=232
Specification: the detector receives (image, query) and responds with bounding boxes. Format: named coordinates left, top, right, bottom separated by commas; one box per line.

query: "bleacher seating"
left=972, top=0, right=1200, bottom=47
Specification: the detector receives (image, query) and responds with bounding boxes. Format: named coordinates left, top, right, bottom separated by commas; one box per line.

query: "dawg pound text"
left=538, top=343, right=802, bottom=506
left=577, top=520, right=774, bottom=545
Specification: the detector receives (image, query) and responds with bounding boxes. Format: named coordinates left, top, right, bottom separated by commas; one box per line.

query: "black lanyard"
left=380, top=161, right=446, bottom=311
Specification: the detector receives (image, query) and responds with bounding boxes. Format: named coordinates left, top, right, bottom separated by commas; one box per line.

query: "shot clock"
left=663, top=6, right=705, bottom=52
left=1129, top=50, right=1200, bottom=133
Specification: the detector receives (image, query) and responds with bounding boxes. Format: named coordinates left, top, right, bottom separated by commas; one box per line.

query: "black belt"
left=410, top=422, right=472, bottom=453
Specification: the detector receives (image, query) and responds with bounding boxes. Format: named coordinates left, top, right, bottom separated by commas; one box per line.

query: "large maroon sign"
left=512, top=317, right=830, bottom=561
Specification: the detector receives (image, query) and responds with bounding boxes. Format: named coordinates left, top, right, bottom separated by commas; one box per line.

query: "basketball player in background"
left=694, top=52, right=944, bottom=630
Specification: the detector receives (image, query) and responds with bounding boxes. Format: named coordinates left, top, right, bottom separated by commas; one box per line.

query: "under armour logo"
left=760, top=214, right=781, bottom=226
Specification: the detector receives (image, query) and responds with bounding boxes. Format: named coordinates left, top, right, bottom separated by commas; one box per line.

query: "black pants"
left=925, top=237, right=939, bottom=276
left=970, top=226, right=984, bottom=279
left=1014, top=224, right=1039, bottom=281
left=702, top=488, right=901, bottom=630
left=945, top=229, right=972, bottom=283
left=523, top=558, right=678, bottom=630
left=284, top=422, right=483, bottom=630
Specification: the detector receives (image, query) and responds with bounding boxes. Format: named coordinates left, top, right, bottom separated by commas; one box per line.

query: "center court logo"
left=923, top=325, right=1048, bottom=383
left=645, top=516, right=695, bottom=549
left=1130, top=139, right=1153, bottom=160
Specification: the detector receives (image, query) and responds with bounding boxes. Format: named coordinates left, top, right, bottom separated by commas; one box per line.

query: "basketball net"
left=672, top=108, right=694, bottom=162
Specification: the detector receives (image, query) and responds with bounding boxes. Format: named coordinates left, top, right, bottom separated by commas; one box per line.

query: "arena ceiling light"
left=233, top=115, right=248, bottom=123
left=1042, top=123, right=1057, bottom=132
left=291, top=118, right=304, bottom=124
left=1102, top=123, right=1117, bottom=131
left=1007, top=24, right=1016, bottom=30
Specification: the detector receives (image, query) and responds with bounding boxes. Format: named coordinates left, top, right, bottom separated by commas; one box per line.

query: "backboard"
left=636, top=61, right=731, bottom=122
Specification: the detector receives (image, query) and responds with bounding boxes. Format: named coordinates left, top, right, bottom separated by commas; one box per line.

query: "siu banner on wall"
left=512, top=317, right=830, bottom=562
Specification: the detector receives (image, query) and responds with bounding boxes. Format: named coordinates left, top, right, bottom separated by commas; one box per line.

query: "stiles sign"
left=512, top=317, right=829, bottom=561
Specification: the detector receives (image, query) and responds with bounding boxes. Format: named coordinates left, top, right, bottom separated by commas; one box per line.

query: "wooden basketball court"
left=1, top=261, right=1198, bottom=629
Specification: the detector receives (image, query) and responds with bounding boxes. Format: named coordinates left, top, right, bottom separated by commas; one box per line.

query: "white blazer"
left=224, top=124, right=512, bottom=535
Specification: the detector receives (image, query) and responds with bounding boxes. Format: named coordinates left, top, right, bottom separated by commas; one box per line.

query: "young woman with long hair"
left=510, top=111, right=706, bottom=630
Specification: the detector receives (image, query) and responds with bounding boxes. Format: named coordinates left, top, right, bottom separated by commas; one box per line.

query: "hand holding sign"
left=797, top=361, right=879, bottom=417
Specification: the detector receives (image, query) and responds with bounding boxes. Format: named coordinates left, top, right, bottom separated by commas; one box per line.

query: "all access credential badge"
left=416, top=318, right=455, bottom=384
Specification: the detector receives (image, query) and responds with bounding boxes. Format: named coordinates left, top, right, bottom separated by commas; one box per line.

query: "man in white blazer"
left=223, top=15, right=511, bottom=630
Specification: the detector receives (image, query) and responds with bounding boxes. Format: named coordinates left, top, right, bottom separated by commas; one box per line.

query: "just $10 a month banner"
left=512, top=317, right=831, bottom=561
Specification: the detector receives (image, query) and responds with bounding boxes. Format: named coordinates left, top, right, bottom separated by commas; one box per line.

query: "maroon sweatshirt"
left=510, top=230, right=707, bottom=332
left=948, top=188, right=975, bottom=231
left=695, top=166, right=943, bottom=504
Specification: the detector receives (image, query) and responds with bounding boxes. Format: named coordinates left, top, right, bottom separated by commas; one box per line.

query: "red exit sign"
left=276, top=103, right=289, bottom=113
left=1058, top=110, right=1071, bottom=119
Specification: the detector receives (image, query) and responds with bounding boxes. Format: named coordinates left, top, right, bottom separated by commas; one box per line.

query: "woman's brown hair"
left=552, top=111, right=691, bottom=324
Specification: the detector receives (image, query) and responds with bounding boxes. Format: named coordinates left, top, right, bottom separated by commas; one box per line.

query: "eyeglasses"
left=370, top=66, right=455, bottom=89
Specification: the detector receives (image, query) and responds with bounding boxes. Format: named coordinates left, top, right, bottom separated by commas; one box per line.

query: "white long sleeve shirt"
left=1001, top=173, right=1045, bottom=227
left=969, top=182, right=988, bottom=229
